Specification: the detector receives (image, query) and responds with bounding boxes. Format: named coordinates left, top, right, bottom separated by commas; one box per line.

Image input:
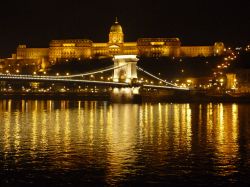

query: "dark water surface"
left=0, top=100, right=249, bottom=186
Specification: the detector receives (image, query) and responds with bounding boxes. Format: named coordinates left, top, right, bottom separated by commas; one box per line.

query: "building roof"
left=110, top=18, right=123, bottom=33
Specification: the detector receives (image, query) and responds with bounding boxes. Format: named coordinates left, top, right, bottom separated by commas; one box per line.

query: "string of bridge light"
left=0, top=75, right=129, bottom=86
left=0, top=64, right=127, bottom=79
left=57, top=64, right=127, bottom=78
left=136, top=66, right=179, bottom=87
left=143, top=84, right=189, bottom=90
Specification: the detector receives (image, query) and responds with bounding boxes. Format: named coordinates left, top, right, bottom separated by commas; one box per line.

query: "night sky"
left=0, top=0, right=249, bottom=57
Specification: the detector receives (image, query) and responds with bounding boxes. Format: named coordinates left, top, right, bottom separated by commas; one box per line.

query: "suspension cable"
left=57, top=64, right=127, bottom=78
left=8, top=64, right=128, bottom=79
left=136, top=66, right=178, bottom=87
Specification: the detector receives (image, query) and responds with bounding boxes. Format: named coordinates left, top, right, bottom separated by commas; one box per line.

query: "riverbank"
left=142, top=91, right=250, bottom=103
left=142, top=95, right=250, bottom=103
left=1, top=91, right=250, bottom=103
left=0, top=92, right=110, bottom=101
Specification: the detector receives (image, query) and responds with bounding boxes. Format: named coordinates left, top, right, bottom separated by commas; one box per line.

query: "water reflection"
left=0, top=100, right=249, bottom=186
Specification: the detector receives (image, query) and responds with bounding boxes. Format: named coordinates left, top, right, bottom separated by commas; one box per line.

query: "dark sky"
left=0, top=0, right=250, bottom=57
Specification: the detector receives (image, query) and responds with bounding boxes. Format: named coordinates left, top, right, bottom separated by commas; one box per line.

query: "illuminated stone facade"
left=8, top=19, right=225, bottom=68
left=15, top=45, right=49, bottom=69
left=16, top=45, right=48, bottom=60
left=137, top=38, right=181, bottom=57
left=49, top=39, right=92, bottom=63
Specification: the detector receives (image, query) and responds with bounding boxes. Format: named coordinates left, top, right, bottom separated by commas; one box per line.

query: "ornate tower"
left=113, top=55, right=138, bottom=83
left=109, top=17, right=124, bottom=44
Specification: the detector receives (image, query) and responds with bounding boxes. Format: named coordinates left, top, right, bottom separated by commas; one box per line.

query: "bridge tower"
left=111, top=55, right=141, bottom=102
left=113, top=55, right=139, bottom=84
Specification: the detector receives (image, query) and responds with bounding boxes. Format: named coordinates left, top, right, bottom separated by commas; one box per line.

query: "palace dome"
left=110, top=19, right=123, bottom=33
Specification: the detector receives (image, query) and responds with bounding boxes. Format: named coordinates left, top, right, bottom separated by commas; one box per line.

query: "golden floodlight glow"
left=63, top=43, right=76, bottom=47
left=114, top=55, right=137, bottom=59
left=109, top=45, right=120, bottom=48
left=150, top=42, right=165, bottom=45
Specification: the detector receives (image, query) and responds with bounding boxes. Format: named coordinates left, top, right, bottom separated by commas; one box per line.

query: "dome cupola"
left=109, top=17, right=124, bottom=43
left=110, top=18, right=123, bottom=33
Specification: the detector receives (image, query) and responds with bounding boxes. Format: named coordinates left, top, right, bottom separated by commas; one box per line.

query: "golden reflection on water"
left=105, top=104, right=138, bottom=182
left=14, top=111, right=21, bottom=154
left=0, top=100, right=244, bottom=183
left=212, top=103, right=239, bottom=176
left=3, top=110, right=11, bottom=154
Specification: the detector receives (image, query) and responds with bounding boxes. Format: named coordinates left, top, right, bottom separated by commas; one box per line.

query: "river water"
left=0, top=100, right=249, bottom=186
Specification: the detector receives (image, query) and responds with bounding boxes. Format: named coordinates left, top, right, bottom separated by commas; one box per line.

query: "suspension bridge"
left=0, top=55, right=189, bottom=101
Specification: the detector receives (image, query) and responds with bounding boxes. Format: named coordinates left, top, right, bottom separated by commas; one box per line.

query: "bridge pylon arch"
left=113, top=55, right=139, bottom=84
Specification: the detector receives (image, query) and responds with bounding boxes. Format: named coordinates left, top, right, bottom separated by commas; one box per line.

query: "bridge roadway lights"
left=113, top=55, right=138, bottom=84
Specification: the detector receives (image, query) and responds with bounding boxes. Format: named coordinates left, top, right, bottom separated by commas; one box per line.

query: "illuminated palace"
left=5, top=19, right=224, bottom=69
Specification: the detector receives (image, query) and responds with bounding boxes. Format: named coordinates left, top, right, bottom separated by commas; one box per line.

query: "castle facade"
left=5, top=19, right=225, bottom=69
